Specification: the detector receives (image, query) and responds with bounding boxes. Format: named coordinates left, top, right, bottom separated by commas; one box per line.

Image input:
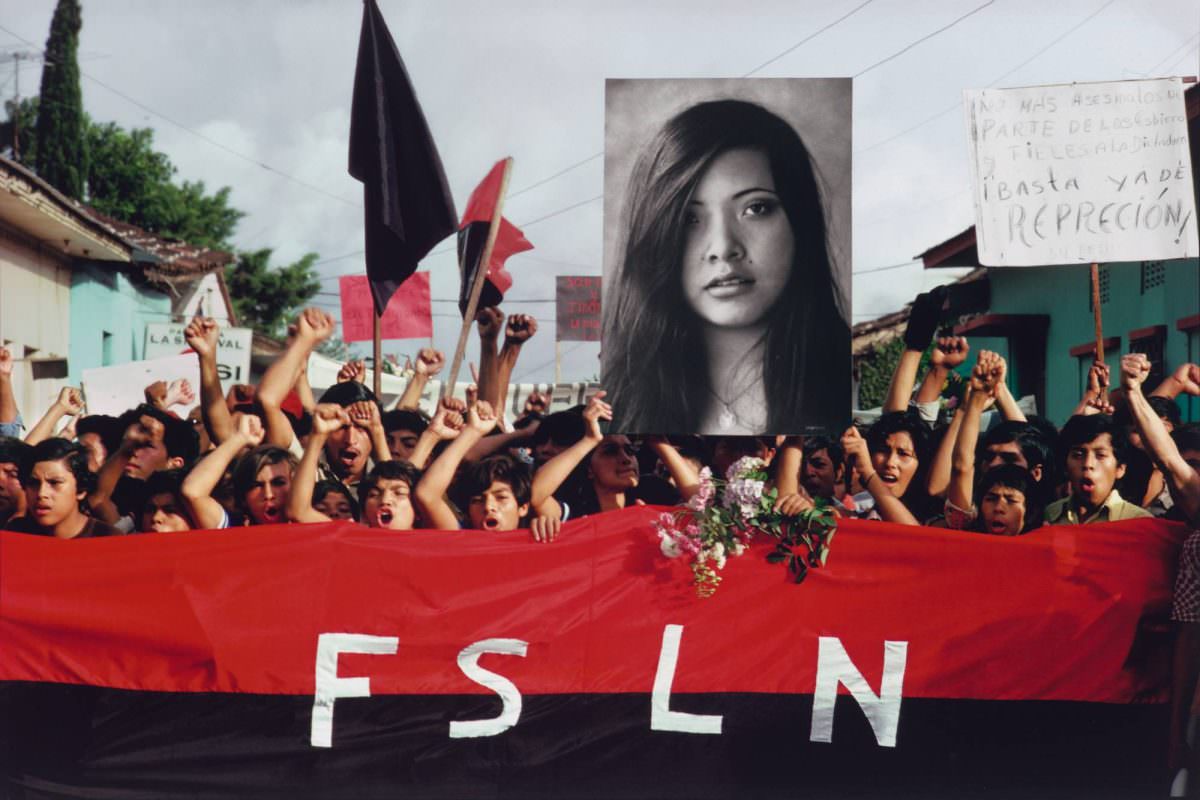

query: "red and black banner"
left=0, top=510, right=1188, bottom=798
left=457, top=159, right=533, bottom=315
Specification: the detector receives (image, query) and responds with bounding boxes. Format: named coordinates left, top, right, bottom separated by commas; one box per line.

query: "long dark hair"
left=602, top=99, right=848, bottom=434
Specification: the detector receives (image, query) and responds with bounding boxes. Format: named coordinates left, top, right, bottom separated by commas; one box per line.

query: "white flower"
left=659, top=533, right=682, bottom=558
left=730, top=542, right=746, bottom=556
left=725, top=456, right=767, bottom=483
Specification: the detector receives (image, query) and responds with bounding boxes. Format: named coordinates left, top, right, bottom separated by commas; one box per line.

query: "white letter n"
left=311, top=632, right=398, bottom=748
left=650, top=624, right=722, bottom=734
left=810, top=636, right=907, bottom=748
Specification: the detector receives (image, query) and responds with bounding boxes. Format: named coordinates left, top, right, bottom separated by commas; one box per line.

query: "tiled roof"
left=85, top=206, right=234, bottom=283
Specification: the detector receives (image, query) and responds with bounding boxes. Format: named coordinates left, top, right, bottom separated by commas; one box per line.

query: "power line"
left=742, top=0, right=877, bottom=76
left=81, top=71, right=361, bottom=208
left=852, top=0, right=995, bottom=78
left=852, top=260, right=919, bottom=276
left=856, top=0, right=1117, bottom=154
left=1143, top=31, right=1200, bottom=77
left=488, top=0, right=879, bottom=208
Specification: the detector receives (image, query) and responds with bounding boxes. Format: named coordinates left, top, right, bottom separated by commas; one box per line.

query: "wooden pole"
left=373, top=310, right=382, bottom=398
left=444, top=157, right=513, bottom=398
left=1089, top=263, right=1105, bottom=362
left=554, top=340, right=561, bottom=385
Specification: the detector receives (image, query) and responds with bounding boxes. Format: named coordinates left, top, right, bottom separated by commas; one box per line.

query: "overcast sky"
left=1, top=0, right=1197, bottom=382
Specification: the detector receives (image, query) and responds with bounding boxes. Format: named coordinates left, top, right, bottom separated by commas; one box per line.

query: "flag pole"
left=555, top=340, right=561, bottom=385
left=1090, top=262, right=1106, bottom=403
left=444, top=157, right=513, bottom=398
left=373, top=311, right=383, bottom=398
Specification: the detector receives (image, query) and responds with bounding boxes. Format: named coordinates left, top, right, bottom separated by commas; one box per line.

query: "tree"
left=225, top=249, right=321, bottom=338
left=855, top=336, right=934, bottom=410
left=1, top=97, right=39, bottom=163
left=35, top=0, right=87, bottom=199
left=85, top=122, right=241, bottom=249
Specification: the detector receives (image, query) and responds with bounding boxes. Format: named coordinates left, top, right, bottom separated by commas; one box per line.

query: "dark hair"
left=0, top=436, right=30, bottom=466
left=980, top=420, right=1056, bottom=486
left=230, top=446, right=297, bottom=509
left=319, top=382, right=380, bottom=410
left=314, top=479, right=360, bottom=521
left=382, top=409, right=429, bottom=436
left=1115, top=395, right=1183, bottom=430
left=141, top=469, right=193, bottom=524
left=1058, top=414, right=1130, bottom=467
left=532, top=410, right=587, bottom=448
left=451, top=455, right=532, bottom=511
left=20, top=438, right=94, bottom=495
left=1173, top=423, right=1200, bottom=454
left=75, top=414, right=121, bottom=455
left=357, top=461, right=421, bottom=507
left=866, top=412, right=933, bottom=517
left=116, top=404, right=200, bottom=465
left=974, top=465, right=1044, bottom=534
left=602, top=99, right=848, bottom=433
left=802, top=435, right=844, bottom=468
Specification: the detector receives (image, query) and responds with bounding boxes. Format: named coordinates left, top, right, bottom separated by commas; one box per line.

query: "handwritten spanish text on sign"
left=339, top=273, right=433, bottom=342
left=965, top=78, right=1197, bottom=266
left=144, top=322, right=252, bottom=394
left=556, top=276, right=601, bottom=342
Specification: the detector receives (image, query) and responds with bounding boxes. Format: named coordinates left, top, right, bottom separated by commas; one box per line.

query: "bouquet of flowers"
left=654, top=456, right=838, bottom=598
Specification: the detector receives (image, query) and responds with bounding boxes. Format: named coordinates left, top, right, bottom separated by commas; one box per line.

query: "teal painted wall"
left=68, top=263, right=172, bottom=384
left=986, top=257, right=1199, bottom=424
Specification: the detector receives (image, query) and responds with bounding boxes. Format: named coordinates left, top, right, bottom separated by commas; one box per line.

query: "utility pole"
left=7, top=50, right=46, bottom=160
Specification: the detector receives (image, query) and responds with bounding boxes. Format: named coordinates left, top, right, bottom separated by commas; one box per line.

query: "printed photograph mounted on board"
left=601, top=79, right=851, bottom=435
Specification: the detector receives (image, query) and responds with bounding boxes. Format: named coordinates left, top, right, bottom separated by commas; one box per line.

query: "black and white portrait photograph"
left=602, top=78, right=852, bottom=435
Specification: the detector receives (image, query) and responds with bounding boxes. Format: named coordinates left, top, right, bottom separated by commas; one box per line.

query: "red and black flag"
left=349, top=0, right=457, bottom=317
left=0, top=512, right=1187, bottom=797
left=457, top=159, right=533, bottom=315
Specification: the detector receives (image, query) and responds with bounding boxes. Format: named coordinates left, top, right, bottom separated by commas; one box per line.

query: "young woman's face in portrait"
left=680, top=147, right=795, bottom=330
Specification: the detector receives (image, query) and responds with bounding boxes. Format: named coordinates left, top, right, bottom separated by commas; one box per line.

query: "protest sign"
left=81, top=353, right=200, bottom=416
left=965, top=77, right=1197, bottom=266
left=556, top=275, right=601, bottom=342
left=143, top=322, right=252, bottom=393
left=339, top=272, right=433, bottom=343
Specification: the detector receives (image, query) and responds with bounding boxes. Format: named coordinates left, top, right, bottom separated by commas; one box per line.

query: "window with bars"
left=1140, top=261, right=1166, bottom=294
left=1087, top=266, right=1110, bottom=311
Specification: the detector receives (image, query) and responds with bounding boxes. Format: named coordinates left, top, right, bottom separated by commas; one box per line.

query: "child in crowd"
left=7, top=439, right=121, bottom=538
left=416, top=400, right=533, bottom=531
left=1044, top=414, right=1152, bottom=525
left=182, top=415, right=296, bottom=529
left=139, top=469, right=194, bottom=533
left=288, top=404, right=417, bottom=531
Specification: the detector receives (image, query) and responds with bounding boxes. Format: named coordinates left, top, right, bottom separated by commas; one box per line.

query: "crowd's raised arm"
left=0, top=292, right=1196, bottom=545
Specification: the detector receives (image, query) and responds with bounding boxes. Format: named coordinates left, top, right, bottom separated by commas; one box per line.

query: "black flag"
left=348, top=0, right=457, bottom=316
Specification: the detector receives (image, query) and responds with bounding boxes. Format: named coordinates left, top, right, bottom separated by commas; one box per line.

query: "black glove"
left=903, top=286, right=947, bottom=351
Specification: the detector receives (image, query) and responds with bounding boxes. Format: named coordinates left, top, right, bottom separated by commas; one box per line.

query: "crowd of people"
left=2, top=287, right=1200, bottom=774
left=0, top=290, right=1197, bottom=543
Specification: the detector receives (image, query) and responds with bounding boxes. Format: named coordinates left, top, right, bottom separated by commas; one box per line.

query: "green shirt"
left=1044, top=488, right=1153, bottom=525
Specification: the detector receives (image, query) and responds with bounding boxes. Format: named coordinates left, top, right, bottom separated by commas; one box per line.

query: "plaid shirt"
left=1173, top=530, right=1200, bottom=623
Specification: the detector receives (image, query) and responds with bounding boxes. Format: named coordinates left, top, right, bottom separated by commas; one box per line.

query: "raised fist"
left=931, top=336, right=969, bottom=370
left=504, top=314, right=538, bottom=346
left=337, top=360, right=366, bottom=384
left=184, top=318, right=220, bottom=359
left=312, top=404, right=350, bottom=437
left=414, top=348, right=445, bottom=377
left=476, top=306, right=504, bottom=342
left=581, top=390, right=612, bottom=441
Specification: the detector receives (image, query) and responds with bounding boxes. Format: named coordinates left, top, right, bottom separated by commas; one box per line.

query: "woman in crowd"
left=602, top=98, right=848, bottom=435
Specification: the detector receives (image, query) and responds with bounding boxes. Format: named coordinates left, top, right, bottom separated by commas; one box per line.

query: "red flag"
left=457, top=159, right=533, bottom=315
left=339, top=272, right=432, bottom=342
